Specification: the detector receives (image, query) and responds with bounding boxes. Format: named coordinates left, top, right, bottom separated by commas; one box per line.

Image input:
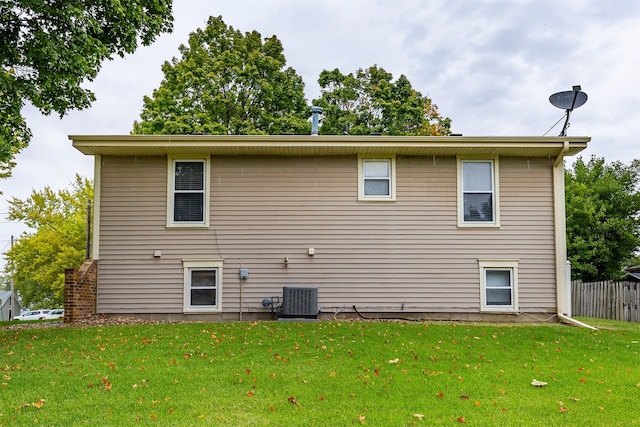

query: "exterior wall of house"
left=0, top=290, right=22, bottom=321
left=96, top=154, right=557, bottom=320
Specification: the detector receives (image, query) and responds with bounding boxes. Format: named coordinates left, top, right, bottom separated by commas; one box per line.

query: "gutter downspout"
left=552, top=141, right=597, bottom=330
left=92, top=155, right=101, bottom=260
left=558, top=312, right=597, bottom=329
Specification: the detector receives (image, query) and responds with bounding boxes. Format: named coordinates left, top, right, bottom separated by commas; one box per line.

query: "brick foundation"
left=64, top=259, right=98, bottom=323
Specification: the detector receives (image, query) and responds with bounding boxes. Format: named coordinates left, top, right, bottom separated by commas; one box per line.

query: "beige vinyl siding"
left=97, top=154, right=557, bottom=315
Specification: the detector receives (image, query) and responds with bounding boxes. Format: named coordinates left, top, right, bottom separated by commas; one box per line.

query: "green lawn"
left=1, top=318, right=638, bottom=426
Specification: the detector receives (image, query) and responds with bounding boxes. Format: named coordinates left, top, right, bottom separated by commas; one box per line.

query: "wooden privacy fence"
left=571, top=280, right=639, bottom=322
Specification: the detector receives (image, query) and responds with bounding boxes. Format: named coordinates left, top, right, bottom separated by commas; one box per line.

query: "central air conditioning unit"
left=280, top=287, right=318, bottom=319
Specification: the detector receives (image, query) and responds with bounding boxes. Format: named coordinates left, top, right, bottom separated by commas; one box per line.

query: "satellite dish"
left=550, top=91, right=588, bottom=110
left=548, top=85, right=588, bottom=136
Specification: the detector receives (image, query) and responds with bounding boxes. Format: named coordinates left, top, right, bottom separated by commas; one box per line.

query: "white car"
left=45, top=309, right=65, bottom=319
left=14, top=309, right=51, bottom=321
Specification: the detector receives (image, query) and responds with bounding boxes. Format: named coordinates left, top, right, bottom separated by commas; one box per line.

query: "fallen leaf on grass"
left=389, top=358, right=400, bottom=364
left=19, top=399, right=45, bottom=410
left=288, top=396, right=301, bottom=407
left=359, top=414, right=366, bottom=423
left=457, top=417, right=467, bottom=423
left=558, top=407, right=568, bottom=413
left=460, top=395, right=469, bottom=400
left=102, top=376, right=112, bottom=391
left=413, top=413, right=424, bottom=420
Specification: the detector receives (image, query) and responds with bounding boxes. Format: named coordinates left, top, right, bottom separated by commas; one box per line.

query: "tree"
left=3, top=175, right=93, bottom=308
left=133, top=16, right=309, bottom=135
left=312, top=65, right=451, bottom=135
left=1, top=0, right=174, bottom=177
left=565, top=156, right=640, bottom=281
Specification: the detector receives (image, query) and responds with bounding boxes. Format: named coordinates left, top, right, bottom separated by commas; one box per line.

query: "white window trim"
left=457, top=156, right=500, bottom=227
left=183, top=260, right=223, bottom=313
left=357, top=154, right=396, bottom=201
left=478, top=259, right=519, bottom=312
left=167, top=156, right=211, bottom=228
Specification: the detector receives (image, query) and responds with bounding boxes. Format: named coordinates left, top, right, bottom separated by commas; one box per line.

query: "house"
left=625, top=265, right=640, bottom=282
left=0, top=289, right=22, bottom=321
left=70, top=134, right=590, bottom=323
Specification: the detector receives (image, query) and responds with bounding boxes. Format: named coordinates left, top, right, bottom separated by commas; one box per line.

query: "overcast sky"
left=1, top=0, right=639, bottom=268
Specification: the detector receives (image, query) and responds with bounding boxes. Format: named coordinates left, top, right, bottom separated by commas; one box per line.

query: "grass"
left=1, top=318, right=639, bottom=426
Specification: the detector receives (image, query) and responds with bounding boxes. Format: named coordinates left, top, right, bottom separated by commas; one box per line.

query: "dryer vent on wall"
left=281, top=287, right=318, bottom=319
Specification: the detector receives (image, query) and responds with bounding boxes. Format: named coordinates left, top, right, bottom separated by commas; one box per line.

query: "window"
left=183, top=260, right=223, bottom=312
left=458, top=158, right=499, bottom=226
left=479, top=260, right=518, bottom=312
left=358, top=155, right=396, bottom=201
left=168, top=157, right=210, bottom=227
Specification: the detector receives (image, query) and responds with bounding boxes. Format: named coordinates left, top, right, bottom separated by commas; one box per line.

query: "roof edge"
left=69, top=134, right=591, bottom=144
left=69, top=134, right=590, bottom=157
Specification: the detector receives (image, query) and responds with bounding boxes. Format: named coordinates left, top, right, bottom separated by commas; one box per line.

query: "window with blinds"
left=358, top=155, right=396, bottom=201
left=461, top=160, right=495, bottom=223
left=174, top=161, right=204, bottom=222
left=363, top=160, right=391, bottom=196
left=169, top=158, right=209, bottom=226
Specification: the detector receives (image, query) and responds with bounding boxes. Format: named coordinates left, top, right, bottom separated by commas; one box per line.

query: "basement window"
left=183, top=260, right=223, bottom=313
left=479, top=260, right=518, bottom=312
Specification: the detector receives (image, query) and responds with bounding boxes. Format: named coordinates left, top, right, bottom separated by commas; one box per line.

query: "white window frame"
left=183, top=260, right=223, bottom=313
left=167, top=156, right=210, bottom=227
left=358, top=154, right=396, bottom=201
left=457, top=157, right=500, bottom=227
left=478, top=259, right=518, bottom=312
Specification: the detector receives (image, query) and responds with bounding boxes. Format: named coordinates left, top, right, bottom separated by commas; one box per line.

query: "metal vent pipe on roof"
left=310, top=106, right=323, bottom=136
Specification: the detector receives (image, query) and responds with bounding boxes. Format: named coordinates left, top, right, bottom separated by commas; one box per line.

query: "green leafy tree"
left=312, top=65, right=451, bottom=135
left=1, top=0, right=174, bottom=177
left=133, top=15, right=309, bottom=135
left=3, top=175, right=93, bottom=308
left=565, top=156, right=640, bottom=281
